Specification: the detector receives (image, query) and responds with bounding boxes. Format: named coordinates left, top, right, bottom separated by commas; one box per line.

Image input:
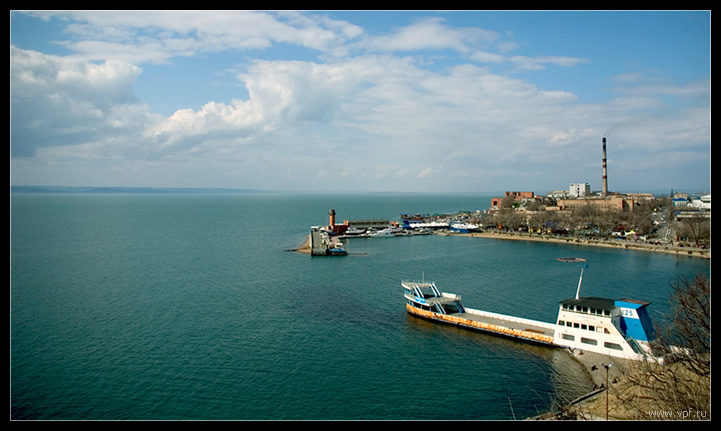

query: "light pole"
left=602, top=363, right=613, bottom=420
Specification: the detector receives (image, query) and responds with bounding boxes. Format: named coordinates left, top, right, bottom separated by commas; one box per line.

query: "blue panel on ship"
left=615, top=300, right=656, bottom=342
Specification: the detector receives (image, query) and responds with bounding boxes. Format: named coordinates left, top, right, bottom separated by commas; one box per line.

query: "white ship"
left=370, top=227, right=407, bottom=237
left=402, top=267, right=657, bottom=361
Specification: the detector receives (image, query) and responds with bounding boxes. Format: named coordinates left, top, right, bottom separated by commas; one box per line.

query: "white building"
left=570, top=183, right=591, bottom=198
left=691, top=195, right=711, bottom=210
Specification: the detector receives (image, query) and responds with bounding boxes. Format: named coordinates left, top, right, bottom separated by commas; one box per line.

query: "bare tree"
left=676, top=214, right=711, bottom=246
left=613, top=274, right=711, bottom=419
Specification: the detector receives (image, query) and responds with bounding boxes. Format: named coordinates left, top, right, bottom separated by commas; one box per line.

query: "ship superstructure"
left=553, top=296, right=655, bottom=360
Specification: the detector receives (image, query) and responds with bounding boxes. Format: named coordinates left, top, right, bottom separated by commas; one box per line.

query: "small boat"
left=370, top=227, right=407, bottom=237
left=450, top=223, right=481, bottom=233
left=344, top=227, right=366, bottom=236
left=327, top=246, right=348, bottom=256
left=557, top=257, right=587, bottom=263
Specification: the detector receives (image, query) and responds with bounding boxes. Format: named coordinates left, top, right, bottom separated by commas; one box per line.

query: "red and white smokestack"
left=602, top=137, right=608, bottom=197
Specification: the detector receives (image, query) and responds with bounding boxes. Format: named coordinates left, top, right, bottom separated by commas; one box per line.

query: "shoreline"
left=454, top=231, right=710, bottom=259
left=530, top=349, right=635, bottom=420
left=294, top=230, right=710, bottom=259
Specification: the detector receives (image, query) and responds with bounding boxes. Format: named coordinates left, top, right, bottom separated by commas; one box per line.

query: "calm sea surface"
left=11, top=192, right=710, bottom=420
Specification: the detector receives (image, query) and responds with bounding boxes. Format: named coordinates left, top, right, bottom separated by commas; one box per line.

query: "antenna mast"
left=575, top=264, right=588, bottom=300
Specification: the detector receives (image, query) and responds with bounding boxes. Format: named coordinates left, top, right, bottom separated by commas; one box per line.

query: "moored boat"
left=370, top=227, right=407, bottom=237
left=557, top=257, right=587, bottom=263
left=344, top=227, right=367, bottom=236
left=450, top=222, right=481, bottom=233
left=402, top=270, right=658, bottom=361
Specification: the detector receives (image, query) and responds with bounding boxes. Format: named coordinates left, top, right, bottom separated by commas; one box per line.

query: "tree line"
left=481, top=195, right=710, bottom=247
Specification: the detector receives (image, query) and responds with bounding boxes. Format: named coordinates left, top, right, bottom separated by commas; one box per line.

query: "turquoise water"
left=10, top=193, right=710, bottom=420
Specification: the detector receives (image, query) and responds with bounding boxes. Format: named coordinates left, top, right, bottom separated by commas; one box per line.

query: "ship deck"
left=456, top=310, right=556, bottom=338
left=407, top=303, right=557, bottom=346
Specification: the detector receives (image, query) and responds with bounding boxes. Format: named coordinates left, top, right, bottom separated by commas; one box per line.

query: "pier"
left=309, top=226, right=347, bottom=256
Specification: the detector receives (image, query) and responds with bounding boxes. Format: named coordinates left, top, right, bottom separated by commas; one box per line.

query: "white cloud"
left=10, top=11, right=711, bottom=192
left=360, top=17, right=499, bottom=54
left=25, top=10, right=364, bottom=64
left=10, top=46, right=151, bottom=157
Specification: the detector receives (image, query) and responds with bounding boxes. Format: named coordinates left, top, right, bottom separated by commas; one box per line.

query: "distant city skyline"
left=11, top=10, right=710, bottom=193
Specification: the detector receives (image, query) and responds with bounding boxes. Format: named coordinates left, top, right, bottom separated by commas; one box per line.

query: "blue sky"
left=10, top=10, right=710, bottom=194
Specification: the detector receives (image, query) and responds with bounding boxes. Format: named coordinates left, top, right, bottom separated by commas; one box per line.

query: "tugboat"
left=326, top=241, right=348, bottom=256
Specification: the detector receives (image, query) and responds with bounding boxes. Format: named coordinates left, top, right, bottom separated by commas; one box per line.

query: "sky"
left=10, top=10, right=711, bottom=194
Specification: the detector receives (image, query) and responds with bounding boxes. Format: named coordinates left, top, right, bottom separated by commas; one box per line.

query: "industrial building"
left=325, top=208, right=390, bottom=235
left=490, top=191, right=540, bottom=210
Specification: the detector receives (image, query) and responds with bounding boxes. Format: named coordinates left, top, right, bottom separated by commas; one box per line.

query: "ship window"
left=566, top=322, right=572, bottom=327
left=573, top=323, right=580, bottom=328
left=581, top=337, right=598, bottom=346
left=558, top=320, right=565, bottom=326
left=561, top=334, right=574, bottom=341
left=604, top=342, right=623, bottom=351
left=581, top=324, right=587, bottom=330
left=582, top=306, right=588, bottom=313
left=589, top=325, right=595, bottom=332
left=445, top=303, right=462, bottom=314
left=590, top=307, right=595, bottom=314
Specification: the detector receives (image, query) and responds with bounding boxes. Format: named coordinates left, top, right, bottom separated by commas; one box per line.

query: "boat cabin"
left=403, top=281, right=465, bottom=315
left=554, top=296, right=656, bottom=360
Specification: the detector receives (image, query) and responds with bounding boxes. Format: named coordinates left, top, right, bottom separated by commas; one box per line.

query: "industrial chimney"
left=602, top=137, right=608, bottom=197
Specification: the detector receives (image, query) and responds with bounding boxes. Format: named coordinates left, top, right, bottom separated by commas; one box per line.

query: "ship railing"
left=414, top=295, right=460, bottom=306
left=401, top=280, right=435, bottom=288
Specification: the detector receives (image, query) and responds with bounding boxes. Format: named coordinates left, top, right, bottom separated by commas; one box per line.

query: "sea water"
left=10, top=192, right=710, bottom=420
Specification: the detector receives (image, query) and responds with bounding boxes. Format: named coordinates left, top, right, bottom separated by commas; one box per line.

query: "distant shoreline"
left=294, top=231, right=709, bottom=259
left=451, top=231, right=710, bottom=259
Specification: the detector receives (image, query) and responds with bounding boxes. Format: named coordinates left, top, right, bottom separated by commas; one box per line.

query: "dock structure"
left=309, top=228, right=327, bottom=256
left=309, top=226, right=347, bottom=256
